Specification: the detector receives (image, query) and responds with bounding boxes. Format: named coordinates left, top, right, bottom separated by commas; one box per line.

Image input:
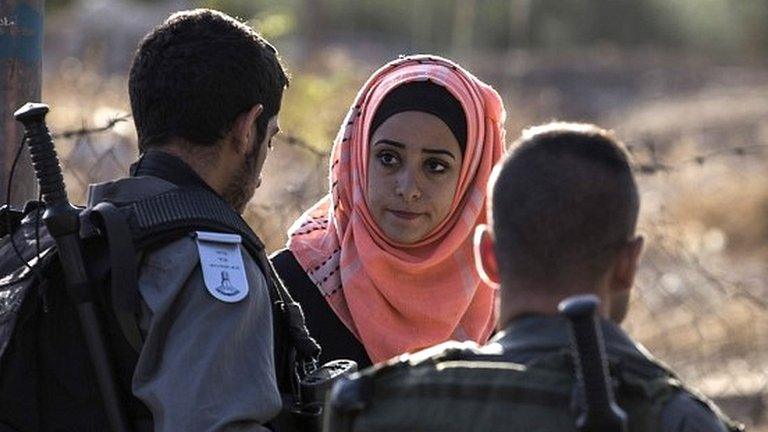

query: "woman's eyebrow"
left=423, top=149, right=456, bottom=160
left=373, top=139, right=406, bottom=148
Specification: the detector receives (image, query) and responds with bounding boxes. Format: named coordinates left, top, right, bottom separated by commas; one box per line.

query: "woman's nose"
left=395, top=172, right=422, bottom=202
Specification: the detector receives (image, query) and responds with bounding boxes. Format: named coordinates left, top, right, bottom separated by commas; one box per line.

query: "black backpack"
left=0, top=187, right=322, bottom=431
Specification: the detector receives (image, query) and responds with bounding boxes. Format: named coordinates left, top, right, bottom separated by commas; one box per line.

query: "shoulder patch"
left=194, top=231, right=249, bottom=303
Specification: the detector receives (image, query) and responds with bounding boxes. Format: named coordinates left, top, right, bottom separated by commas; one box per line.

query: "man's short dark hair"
left=129, top=9, right=288, bottom=151
left=491, top=122, right=639, bottom=289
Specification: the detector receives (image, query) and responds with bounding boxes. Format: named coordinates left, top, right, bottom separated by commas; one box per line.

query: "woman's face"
left=366, top=111, right=463, bottom=244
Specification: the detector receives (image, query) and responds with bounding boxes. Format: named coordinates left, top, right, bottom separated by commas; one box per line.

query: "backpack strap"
left=126, top=188, right=265, bottom=255
left=88, top=202, right=144, bottom=352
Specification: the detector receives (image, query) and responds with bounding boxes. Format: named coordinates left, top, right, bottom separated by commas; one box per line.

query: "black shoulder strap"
left=272, top=249, right=371, bottom=369
left=126, top=188, right=265, bottom=255
left=89, top=202, right=143, bottom=352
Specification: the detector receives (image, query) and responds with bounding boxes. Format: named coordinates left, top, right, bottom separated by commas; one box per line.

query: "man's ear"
left=231, top=104, right=264, bottom=154
left=610, top=235, right=644, bottom=295
left=474, top=224, right=501, bottom=289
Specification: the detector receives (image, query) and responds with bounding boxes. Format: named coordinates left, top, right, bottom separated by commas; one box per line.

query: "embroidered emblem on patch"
left=195, top=231, right=249, bottom=303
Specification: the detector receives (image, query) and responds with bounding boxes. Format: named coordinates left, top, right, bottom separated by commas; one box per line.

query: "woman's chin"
left=381, top=226, right=428, bottom=245
left=377, top=211, right=435, bottom=244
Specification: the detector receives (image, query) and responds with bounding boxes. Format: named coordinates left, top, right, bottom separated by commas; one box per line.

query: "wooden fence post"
left=0, top=0, right=43, bottom=207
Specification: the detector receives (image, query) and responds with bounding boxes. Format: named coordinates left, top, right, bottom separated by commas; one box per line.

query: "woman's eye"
left=425, top=159, right=449, bottom=174
left=377, top=151, right=400, bottom=167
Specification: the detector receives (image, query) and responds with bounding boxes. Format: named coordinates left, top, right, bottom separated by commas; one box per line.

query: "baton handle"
left=13, top=103, right=67, bottom=206
left=559, top=294, right=627, bottom=432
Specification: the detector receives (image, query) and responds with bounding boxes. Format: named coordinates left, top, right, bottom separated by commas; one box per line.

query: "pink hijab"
left=287, top=55, right=505, bottom=363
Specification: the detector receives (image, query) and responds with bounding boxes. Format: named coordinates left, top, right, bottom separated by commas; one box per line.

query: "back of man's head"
left=129, top=9, right=288, bottom=151
left=490, top=122, right=639, bottom=296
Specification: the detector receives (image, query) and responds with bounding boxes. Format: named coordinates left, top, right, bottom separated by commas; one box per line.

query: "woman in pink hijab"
left=271, top=55, right=506, bottom=368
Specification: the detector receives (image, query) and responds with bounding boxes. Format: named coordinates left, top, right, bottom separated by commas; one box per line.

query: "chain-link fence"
left=50, top=111, right=768, bottom=430
left=623, top=129, right=768, bottom=429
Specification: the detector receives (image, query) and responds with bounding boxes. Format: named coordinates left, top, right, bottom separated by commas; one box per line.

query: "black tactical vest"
left=326, top=341, right=744, bottom=432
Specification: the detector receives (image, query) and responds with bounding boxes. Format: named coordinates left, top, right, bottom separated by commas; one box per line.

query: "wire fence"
left=51, top=114, right=768, bottom=429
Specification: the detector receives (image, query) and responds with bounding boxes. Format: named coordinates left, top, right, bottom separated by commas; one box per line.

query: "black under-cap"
left=369, top=80, right=467, bottom=154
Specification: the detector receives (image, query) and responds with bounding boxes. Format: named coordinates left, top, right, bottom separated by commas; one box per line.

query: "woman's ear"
left=474, top=224, right=501, bottom=289
left=232, top=104, right=264, bottom=154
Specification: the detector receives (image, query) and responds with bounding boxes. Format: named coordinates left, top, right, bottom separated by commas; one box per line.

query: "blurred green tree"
left=114, top=0, right=768, bottom=58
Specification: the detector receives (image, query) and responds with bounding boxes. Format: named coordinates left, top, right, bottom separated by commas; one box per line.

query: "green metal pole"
left=0, top=0, right=42, bottom=207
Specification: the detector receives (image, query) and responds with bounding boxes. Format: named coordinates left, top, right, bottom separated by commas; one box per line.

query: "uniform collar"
left=130, top=149, right=218, bottom=195
left=488, top=313, right=650, bottom=362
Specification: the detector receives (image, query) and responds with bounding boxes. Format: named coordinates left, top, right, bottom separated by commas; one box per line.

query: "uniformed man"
left=90, top=9, right=287, bottom=431
left=472, top=122, right=741, bottom=431
left=325, top=122, right=743, bottom=432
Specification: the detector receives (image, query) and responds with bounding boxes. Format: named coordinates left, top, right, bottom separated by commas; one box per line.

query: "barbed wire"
left=51, top=117, right=768, bottom=177
left=629, top=140, right=768, bottom=175
left=51, top=119, right=331, bottom=160
left=52, top=113, right=131, bottom=139
left=281, top=134, right=328, bottom=158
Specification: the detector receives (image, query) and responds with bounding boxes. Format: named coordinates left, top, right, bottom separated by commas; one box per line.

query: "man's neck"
left=151, top=143, right=228, bottom=196
left=498, top=296, right=561, bottom=330
left=497, top=281, right=612, bottom=331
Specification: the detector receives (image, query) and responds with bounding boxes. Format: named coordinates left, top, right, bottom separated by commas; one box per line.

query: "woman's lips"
left=388, top=209, right=424, bottom=220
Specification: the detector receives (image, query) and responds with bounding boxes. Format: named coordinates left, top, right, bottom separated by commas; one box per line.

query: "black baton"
left=14, top=103, right=132, bottom=432
left=559, top=294, right=627, bottom=432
